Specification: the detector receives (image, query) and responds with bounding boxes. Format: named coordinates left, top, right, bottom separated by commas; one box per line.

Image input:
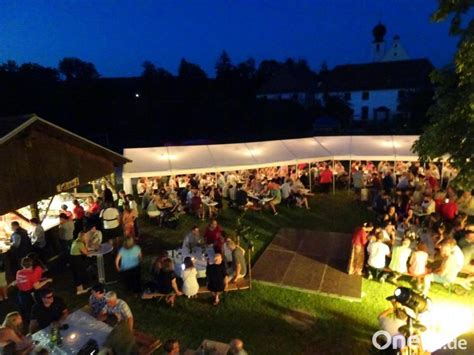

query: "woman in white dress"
left=182, top=257, right=199, bottom=298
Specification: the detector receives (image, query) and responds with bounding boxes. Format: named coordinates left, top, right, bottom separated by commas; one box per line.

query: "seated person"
left=381, top=238, right=412, bottom=283
left=89, top=283, right=107, bottom=317
left=280, top=179, right=292, bottom=203
left=151, top=258, right=182, bottom=306
left=291, top=179, right=310, bottom=209
left=228, top=339, right=248, bottom=355
left=0, top=312, right=34, bottom=354
left=204, top=219, right=223, bottom=252
left=383, top=205, right=398, bottom=225
left=367, top=232, right=391, bottom=281
left=226, top=239, right=247, bottom=282
left=182, top=226, right=202, bottom=253
left=99, top=291, right=134, bottom=331
left=235, top=184, right=249, bottom=208
left=86, top=225, right=103, bottom=251
left=423, top=239, right=468, bottom=295
left=163, top=338, right=180, bottom=355
left=29, top=289, right=68, bottom=333
left=408, top=243, right=430, bottom=290
left=267, top=180, right=281, bottom=216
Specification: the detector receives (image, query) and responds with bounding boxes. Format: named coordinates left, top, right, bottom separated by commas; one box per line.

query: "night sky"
left=0, top=0, right=459, bottom=77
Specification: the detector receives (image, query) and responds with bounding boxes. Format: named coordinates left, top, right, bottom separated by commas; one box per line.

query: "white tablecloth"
left=32, top=310, right=112, bottom=354
left=168, top=246, right=215, bottom=278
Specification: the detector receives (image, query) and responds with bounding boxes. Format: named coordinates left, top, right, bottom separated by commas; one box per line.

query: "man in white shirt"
left=100, top=203, right=121, bottom=244
left=423, top=239, right=470, bottom=295
left=367, top=232, right=391, bottom=281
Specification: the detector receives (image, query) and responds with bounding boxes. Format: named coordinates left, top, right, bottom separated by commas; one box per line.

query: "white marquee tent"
left=122, top=135, right=419, bottom=193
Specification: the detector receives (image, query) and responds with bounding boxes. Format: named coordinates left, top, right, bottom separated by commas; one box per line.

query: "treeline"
left=0, top=52, right=430, bottom=150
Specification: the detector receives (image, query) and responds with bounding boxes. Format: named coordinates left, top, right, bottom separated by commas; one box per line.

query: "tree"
left=19, top=63, right=59, bottom=82
left=0, top=60, right=19, bottom=73
left=235, top=57, right=256, bottom=81
left=396, top=89, right=434, bottom=131
left=215, top=50, right=234, bottom=79
left=412, top=1, right=474, bottom=188
left=58, top=57, right=99, bottom=81
left=178, top=58, right=207, bottom=81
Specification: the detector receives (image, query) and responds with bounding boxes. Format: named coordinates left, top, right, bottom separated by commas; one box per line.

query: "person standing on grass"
left=226, top=239, right=247, bottom=283
left=367, top=231, right=391, bottom=282
left=319, top=164, right=333, bottom=194
left=72, top=199, right=85, bottom=238
left=70, top=232, right=91, bottom=295
left=348, top=222, right=374, bottom=275
left=10, top=221, right=32, bottom=274
left=100, top=202, right=122, bottom=247
left=181, top=256, right=199, bottom=298
left=122, top=204, right=138, bottom=239
left=29, top=218, right=46, bottom=256
left=206, top=253, right=228, bottom=306
left=58, top=213, right=74, bottom=262
left=15, top=257, right=52, bottom=323
left=115, top=237, right=142, bottom=294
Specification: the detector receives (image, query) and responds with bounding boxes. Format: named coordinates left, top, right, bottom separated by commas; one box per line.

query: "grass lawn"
left=46, top=192, right=474, bottom=354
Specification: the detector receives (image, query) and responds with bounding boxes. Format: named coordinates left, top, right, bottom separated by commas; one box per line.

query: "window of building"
left=344, top=92, right=351, bottom=100
left=376, top=44, right=380, bottom=51
left=361, top=106, right=369, bottom=120
left=362, top=91, right=369, bottom=100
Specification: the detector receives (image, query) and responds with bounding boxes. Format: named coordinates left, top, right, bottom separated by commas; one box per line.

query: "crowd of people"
left=138, top=166, right=315, bottom=219
left=347, top=161, right=473, bottom=296
left=0, top=159, right=472, bottom=353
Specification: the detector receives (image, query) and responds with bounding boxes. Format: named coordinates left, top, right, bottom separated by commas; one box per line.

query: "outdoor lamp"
left=394, top=287, right=430, bottom=314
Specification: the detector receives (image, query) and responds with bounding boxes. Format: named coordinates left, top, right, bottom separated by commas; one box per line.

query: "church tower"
left=383, top=35, right=410, bottom=61
left=372, top=22, right=387, bottom=62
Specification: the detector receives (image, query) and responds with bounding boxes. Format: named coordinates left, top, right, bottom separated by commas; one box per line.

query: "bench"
left=134, top=330, right=162, bottom=355
left=141, top=278, right=251, bottom=300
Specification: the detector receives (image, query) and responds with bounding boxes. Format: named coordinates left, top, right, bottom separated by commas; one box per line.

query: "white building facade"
left=257, top=23, right=433, bottom=121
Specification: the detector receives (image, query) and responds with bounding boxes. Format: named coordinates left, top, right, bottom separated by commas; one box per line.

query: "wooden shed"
left=0, top=114, right=130, bottom=215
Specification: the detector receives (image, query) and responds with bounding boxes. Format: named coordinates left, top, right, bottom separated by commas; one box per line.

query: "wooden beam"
left=40, top=195, right=55, bottom=224
left=11, top=210, right=31, bottom=223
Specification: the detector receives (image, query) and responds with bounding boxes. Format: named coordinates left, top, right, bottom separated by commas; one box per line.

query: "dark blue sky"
left=0, top=0, right=458, bottom=77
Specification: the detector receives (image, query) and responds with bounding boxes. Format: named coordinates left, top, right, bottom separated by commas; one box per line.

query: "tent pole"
left=332, top=159, right=336, bottom=195
left=348, top=159, right=352, bottom=192
left=309, top=162, right=312, bottom=191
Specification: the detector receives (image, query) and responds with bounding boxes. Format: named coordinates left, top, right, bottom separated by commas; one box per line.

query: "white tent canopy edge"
left=122, top=135, right=419, bottom=194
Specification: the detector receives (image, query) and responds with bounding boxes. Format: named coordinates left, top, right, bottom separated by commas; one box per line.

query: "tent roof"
left=0, top=115, right=130, bottom=214
left=0, top=114, right=130, bottom=166
left=123, top=135, right=419, bottom=178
